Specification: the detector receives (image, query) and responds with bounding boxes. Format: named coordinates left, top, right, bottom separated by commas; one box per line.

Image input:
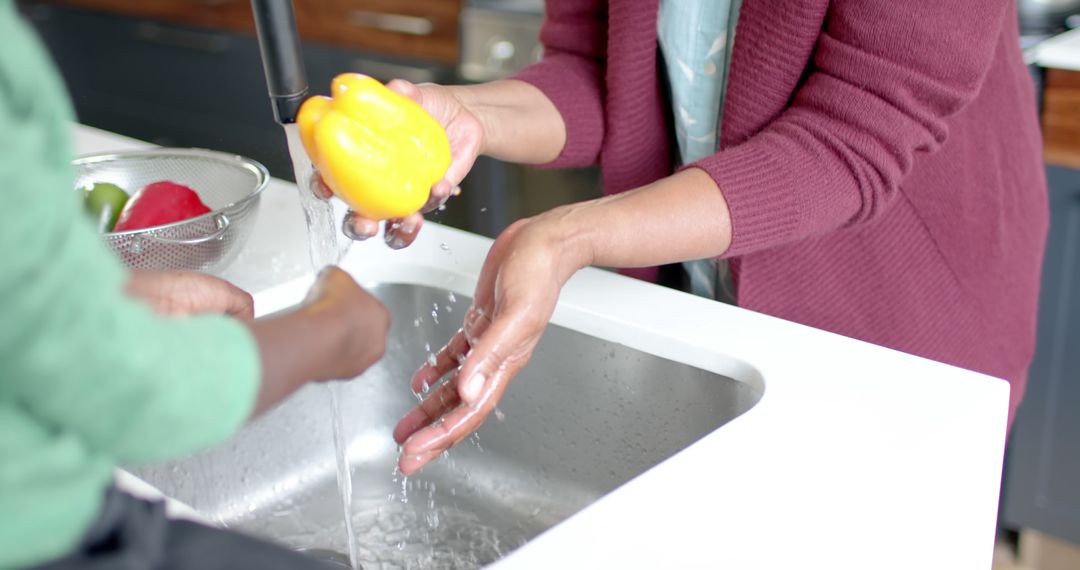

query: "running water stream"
left=329, top=383, right=359, bottom=569
left=283, top=124, right=359, bottom=569
left=283, top=124, right=344, bottom=269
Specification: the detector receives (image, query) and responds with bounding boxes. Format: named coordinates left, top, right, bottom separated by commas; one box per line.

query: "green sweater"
left=0, top=5, right=260, bottom=568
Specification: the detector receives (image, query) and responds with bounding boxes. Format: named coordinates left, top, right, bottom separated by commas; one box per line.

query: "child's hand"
left=247, top=267, right=390, bottom=416
left=300, top=266, right=391, bottom=381
left=126, top=268, right=391, bottom=419
left=125, top=271, right=254, bottom=319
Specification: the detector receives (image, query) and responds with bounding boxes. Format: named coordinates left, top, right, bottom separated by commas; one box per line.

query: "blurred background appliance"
left=1020, top=0, right=1080, bottom=35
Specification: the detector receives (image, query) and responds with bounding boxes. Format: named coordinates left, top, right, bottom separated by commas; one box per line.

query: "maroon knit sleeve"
left=511, top=0, right=607, bottom=168
left=692, top=0, right=1014, bottom=258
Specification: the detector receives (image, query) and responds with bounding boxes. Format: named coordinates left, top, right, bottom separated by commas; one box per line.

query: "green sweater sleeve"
left=0, top=3, right=260, bottom=464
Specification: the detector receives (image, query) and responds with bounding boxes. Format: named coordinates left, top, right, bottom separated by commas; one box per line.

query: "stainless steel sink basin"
left=132, top=283, right=762, bottom=569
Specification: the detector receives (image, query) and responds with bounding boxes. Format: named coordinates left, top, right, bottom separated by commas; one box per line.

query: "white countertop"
left=72, top=125, right=317, bottom=292
left=75, top=125, right=1009, bottom=569
left=1032, top=27, right=1080, bottom=70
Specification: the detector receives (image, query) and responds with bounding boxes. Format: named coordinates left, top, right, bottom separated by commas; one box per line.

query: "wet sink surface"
left=133, top=284, right=762, bottom=568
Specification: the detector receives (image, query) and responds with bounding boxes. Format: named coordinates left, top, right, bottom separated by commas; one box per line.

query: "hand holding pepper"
left=308, top=77, right=485, bottom=249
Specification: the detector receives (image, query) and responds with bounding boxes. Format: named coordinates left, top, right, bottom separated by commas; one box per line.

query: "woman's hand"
left=392, top=214, right=590, bottom=474
left=125, top=270, right=254, bottom=319
left=320, top=78, right=567, bottom=250
left=388, top=169, right=734, bottom=474
left=324, top=79, right=485, bottom=249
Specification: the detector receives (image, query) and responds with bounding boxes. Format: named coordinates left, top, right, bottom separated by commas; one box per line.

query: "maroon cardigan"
left=515, top=0, right=1048, bottom=425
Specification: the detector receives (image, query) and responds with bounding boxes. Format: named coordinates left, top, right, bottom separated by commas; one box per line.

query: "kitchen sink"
left=132, top=283, right=762, bottom=569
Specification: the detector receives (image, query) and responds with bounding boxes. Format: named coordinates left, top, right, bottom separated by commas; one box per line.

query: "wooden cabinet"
left=300, top=0, right=460, bottom=64
left=1043, top=69, right=1080, bottom=169
left=45, top=0, right=463, bottom=63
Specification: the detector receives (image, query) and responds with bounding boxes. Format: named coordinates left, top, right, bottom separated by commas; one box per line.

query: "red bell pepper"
left=113, top=181, right=211, bottom=232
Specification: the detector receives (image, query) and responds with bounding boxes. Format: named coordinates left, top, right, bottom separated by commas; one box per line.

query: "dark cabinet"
left=23, top=4, right=289, bottom=173
left=38, top=0, right=463, bottom=64
left=1003, top=165, right=1080, bottom=544
left=18, top=2, right=600, bottom=241
left=19, top=4, right=456, bottom=179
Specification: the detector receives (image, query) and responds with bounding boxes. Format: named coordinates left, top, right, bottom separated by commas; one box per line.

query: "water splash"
left=329, top=383, right=360, bottom=570
left=285, top=124, right=356, bottom=568
left=283, top=124, right=346, bottom=270
left=349, top=499, right=526, bottom=569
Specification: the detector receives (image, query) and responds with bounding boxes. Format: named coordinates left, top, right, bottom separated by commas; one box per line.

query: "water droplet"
left=447, top=292, right=457, bottom=303
left=427, top=353, right=437, bottom=367
left=439, top=242, right=450, bottom=251
left=480, top=207, right=488, bottom=213
left=424, top=342, right=431, bottom=352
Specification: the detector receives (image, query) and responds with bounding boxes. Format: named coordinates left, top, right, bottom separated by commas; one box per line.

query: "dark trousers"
left=31, top=487, right=338, bottom=570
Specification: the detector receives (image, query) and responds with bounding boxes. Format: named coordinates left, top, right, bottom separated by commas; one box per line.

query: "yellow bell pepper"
left=297, top=73, right=451, bottom=221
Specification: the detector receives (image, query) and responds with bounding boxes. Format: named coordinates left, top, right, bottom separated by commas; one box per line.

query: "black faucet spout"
left=251, top=0, right=308, bottom=124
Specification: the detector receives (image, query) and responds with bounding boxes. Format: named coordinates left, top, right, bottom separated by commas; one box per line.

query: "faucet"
left=251, top=0, right=308, bottom=124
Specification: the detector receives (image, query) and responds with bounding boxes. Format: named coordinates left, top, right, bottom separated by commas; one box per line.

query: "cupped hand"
left=316, top=79, right=484, bottom=249
left=126, top=270, right=254, bottom=319
left=391, top=216, right=590, bottom=475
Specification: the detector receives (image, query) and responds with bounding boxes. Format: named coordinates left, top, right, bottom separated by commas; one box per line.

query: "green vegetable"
left=82, top=182, right=129, bottom=232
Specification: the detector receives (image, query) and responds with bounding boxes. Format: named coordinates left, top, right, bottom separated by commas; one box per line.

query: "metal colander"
left=73, top=148, right=269, bottom=272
